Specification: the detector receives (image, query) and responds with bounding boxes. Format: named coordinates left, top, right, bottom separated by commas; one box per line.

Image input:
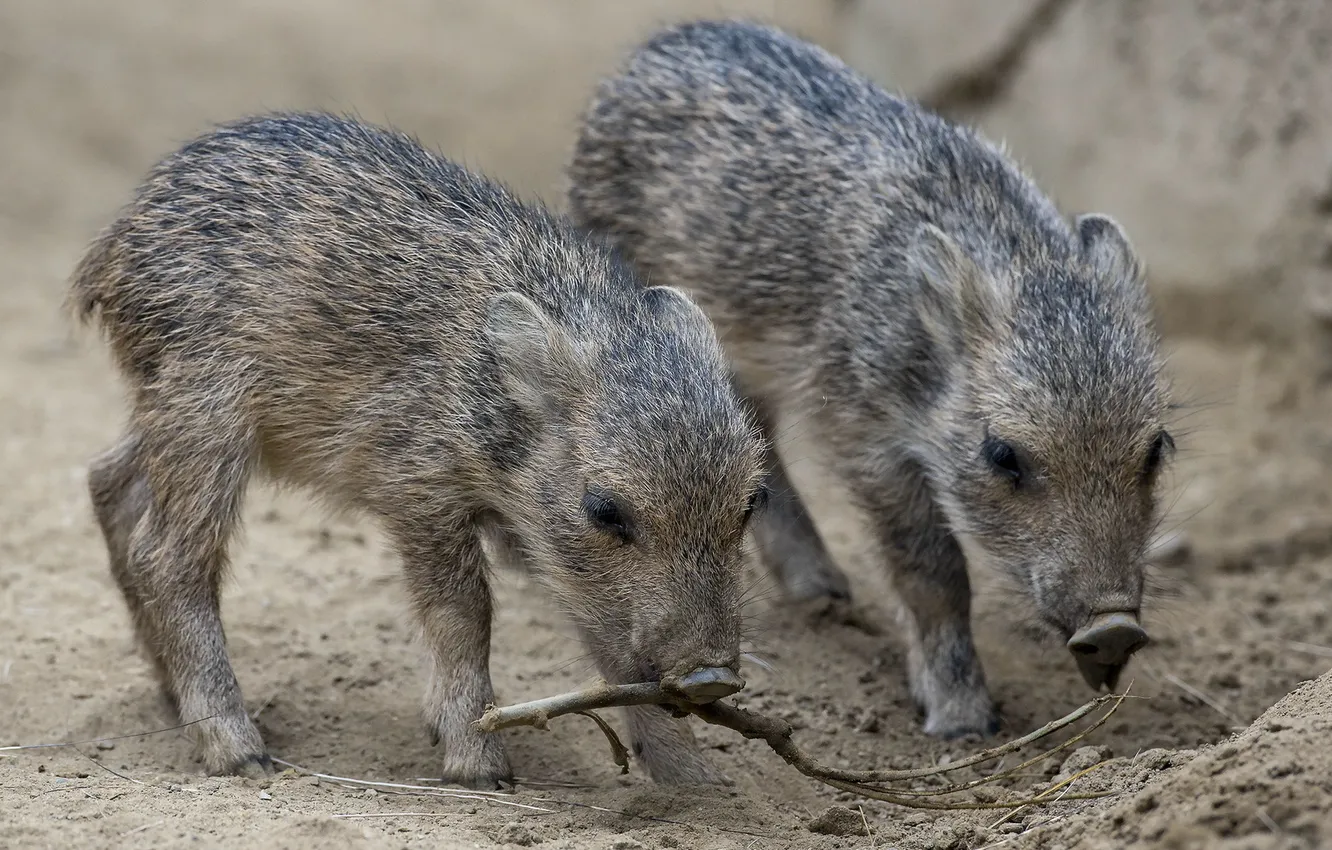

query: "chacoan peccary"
left=70, top=112, right=768, bottom=788
left=568, top=20, right=1172, bottom=738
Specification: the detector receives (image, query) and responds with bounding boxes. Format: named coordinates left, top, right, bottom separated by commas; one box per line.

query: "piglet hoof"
left=203, top=751, right=274, bottom=779
left=198, top=715, right=273, bottom=777
left=921, top=696, right=1001, bottom=740
left=232, top=754, right=276, bottom=779
left=439, top=735, right=514, bottom=791
left=645, top=755, right=732, bottom=787
left=786, top=563, right=852, bottom=603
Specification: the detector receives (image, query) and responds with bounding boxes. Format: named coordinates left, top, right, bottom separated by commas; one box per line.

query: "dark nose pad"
left=661, top=666, right=746, bottom=704
left=1067, top=612, right=1149, bottom=691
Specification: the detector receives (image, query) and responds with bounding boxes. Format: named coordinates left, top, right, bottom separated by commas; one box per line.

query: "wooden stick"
left=475, top=682, right=668, bottom=733
left=473, top=681, right=1131, bottom=809
left=686, top=690, right=1127, bottom=785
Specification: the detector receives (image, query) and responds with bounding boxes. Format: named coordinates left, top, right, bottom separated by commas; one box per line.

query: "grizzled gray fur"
left=70, top=112, right=767, bottom=788
left=568, top=20, right=1172, bottom=738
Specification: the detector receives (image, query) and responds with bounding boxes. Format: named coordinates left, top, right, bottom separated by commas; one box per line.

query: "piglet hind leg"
left=742, top=396, right=851, bottom=602
left=865, top=467, right=999, bottom=739
left=88, top=433, right=155, bottom=663
left=100, top=402, right=271, bottom=777
left=397, top=528, right=513, bottom=790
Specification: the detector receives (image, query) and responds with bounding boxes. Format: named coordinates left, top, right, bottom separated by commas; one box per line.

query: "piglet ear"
left=907, top=224, right=1006, bottom=355
left=485, top=291, right=577, bottom=413
left=643, top=285, right=718, bottom=345
left=1076, top=213, right=1144, bottom=284
left=1075, top=213, right=1152, bottom=315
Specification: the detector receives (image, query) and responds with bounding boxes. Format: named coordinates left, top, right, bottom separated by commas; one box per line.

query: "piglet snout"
left=1067, top=611, right=1149, bottom=691
left=662, top=666, right=746, bottom=704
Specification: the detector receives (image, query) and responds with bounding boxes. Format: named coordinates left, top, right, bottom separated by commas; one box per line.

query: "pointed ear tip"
left=488, top=289, right=534, bottom=312
left=1076, top=213, right=1143, bottom=265
left=906, top=224, right=948, bottom=267
left=486, top=290, right=542, bottom=328
left=912, top=222, right=951, bottom=247
left=1076, top=212, right=1131, bottom=243
left=645, top=284, right=710, bottom=326
left=645, top=284, right=689, bottom=302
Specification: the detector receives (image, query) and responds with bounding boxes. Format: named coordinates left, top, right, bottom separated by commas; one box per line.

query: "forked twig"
left=573, top=711, right=632, bottom=774
left=476, top=683, right=1133, bottom=810
left=477, top=682, right=665, bottom=731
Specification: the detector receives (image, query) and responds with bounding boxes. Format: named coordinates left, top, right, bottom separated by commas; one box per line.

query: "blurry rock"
left=493, top=822, right=543, bottom=846
left=1057, top=745, right=1113, bottom=782
left=809, top=805, right=870, bottom=836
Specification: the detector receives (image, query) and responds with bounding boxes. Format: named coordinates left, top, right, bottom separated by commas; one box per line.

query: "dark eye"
left=743, top=484, right=770, bottom=523
left=582, top=488, right=633, bottom=542
left=1143, top=430, right=1175, bottom=480
left=982, top=437, right=1024, bottom=486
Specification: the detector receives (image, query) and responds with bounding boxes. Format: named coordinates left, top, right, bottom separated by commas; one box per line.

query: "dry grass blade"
left=476, top=681, right=1133, bottom=810
left=1287, top=640, right=1332, bottom=659
left=990, top=759, right=1114, bottom=827
left=814, top=688, right=1127, bottom=799
left=270, top=757, right=553, bottom=812
left=0, top=715, right=217, bottom=751
left=333, top=812, right=449, bottom=819
left=814, top=775, right=1113, bottom=810
left=1160, top=672, right=1243, bottom=725
left=691, top=689, right=1129, bottom=786
left=120, top=819, right=166, bottom=837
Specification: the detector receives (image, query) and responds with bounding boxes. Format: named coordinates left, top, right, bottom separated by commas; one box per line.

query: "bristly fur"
left=568, top=20, right=1172, bottom=738
left=71, top=111, right=766, bottom=790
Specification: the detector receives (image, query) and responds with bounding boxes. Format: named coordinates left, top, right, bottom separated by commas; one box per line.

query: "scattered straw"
left=1160, top=672, right=1244, bottom=725
left=72, top=747, right=147, bottom=786
left=120, top=819, right=166, bottom=837
left=1288, top=641, right=1332, bottom=659
left=0, top=715, right=216, bottom=752
left=270, top=758, right=552, bottom=812
left=989, top=759, right=1112, bottom=828
left=1256, top=808, right=1281, bottom=833
left=332, top=812, right=452, bottom=820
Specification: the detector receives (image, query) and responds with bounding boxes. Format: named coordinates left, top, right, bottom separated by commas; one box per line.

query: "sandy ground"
left=3, top=3, right=1332, bottom=849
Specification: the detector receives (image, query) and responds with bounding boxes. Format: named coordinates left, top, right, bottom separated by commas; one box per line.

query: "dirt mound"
left=1010, top=671, right=1332, bottom=850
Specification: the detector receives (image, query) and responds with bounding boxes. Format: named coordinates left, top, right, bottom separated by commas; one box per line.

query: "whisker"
left=740, top=651, right=777, bottom=674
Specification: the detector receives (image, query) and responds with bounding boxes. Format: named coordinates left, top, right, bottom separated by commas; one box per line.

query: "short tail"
left=66, top=220, right=127, bottom=330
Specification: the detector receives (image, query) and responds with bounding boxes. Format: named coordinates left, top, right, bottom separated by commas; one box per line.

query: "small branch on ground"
left=476, top=683, right=1133, bottom=810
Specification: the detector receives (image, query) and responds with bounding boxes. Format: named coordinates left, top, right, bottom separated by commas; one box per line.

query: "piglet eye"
left=983, top=437, right=1024, bottom=486
left=1143, top=430, right=1175, bottom=480
left=743, top=484, right=770, bottom=523
left=582, top=488, right=633, bottom=542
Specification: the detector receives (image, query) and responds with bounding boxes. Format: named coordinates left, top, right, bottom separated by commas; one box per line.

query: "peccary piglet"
left=70, top=112, right=766, bottom=788
left=568, top=21, right=1172, bottom=738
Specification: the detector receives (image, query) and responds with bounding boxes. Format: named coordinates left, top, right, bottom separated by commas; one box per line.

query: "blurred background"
left=2, top=2, right=1330, bottom=848
left=7, top=0, right=1332, bottom=351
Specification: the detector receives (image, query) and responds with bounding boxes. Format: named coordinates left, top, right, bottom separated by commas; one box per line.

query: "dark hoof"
left=787, top=569, right=853, bottom=603
left=439, top=770, right=514, bottom=792
left=930, top=712, right=1002, bottom=741
left=921, top=697, right=1001, bottom=740
left=216, top=753, right=274, bottom=779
